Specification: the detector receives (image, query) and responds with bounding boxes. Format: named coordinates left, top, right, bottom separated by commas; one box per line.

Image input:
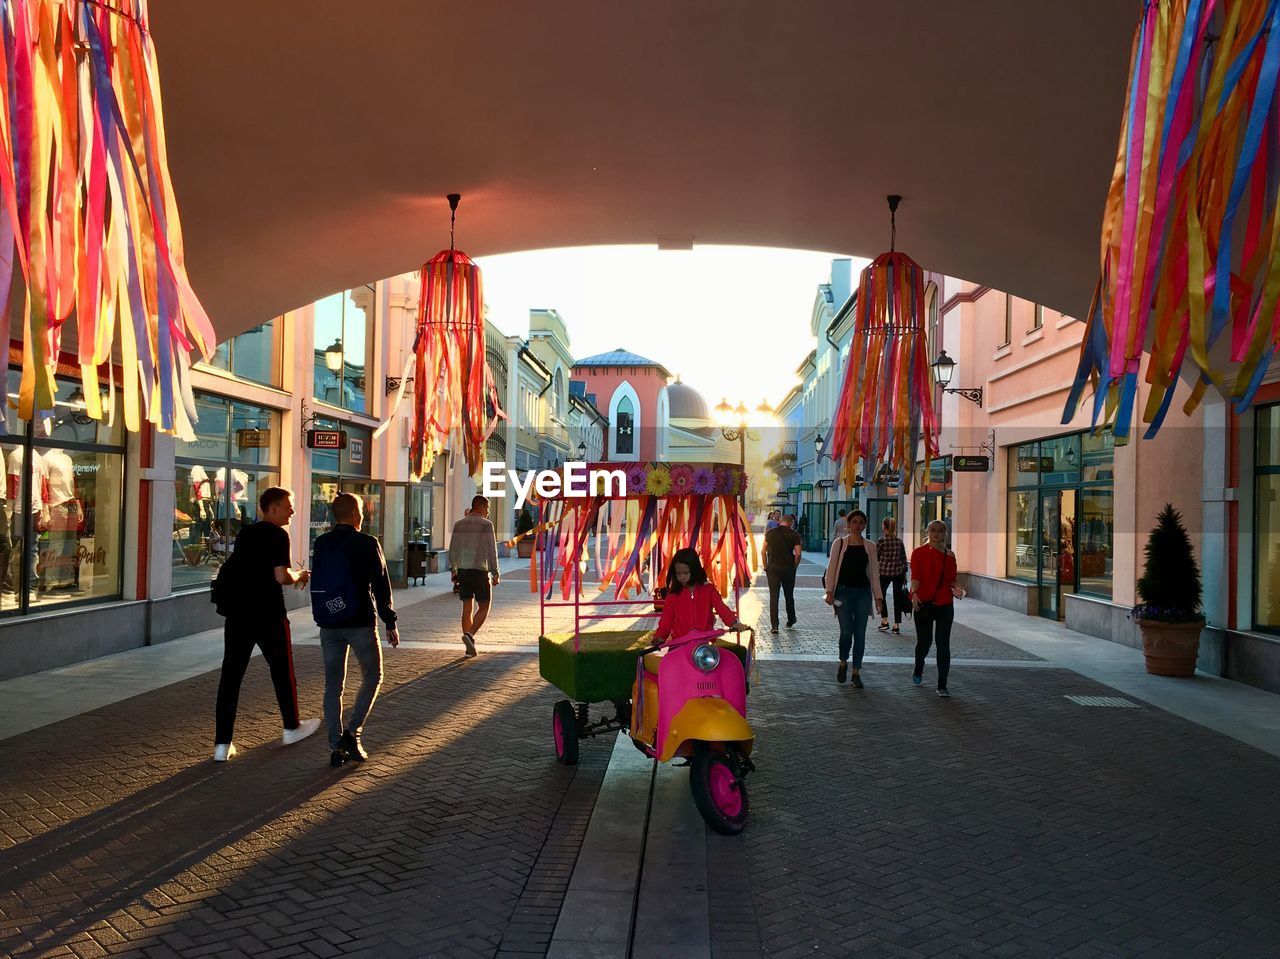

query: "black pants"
left=914, top=603, right=954, bottom=689
left=215, top=615, right=301, bottom=744
left=879, top=573, right=906, bottom=624
left=765, top=566, right=797, bottom=629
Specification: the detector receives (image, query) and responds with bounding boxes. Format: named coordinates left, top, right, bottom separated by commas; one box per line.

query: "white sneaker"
left=213, top=743, right=237, bottom=762
left=281, top=717, right=321, bottom=746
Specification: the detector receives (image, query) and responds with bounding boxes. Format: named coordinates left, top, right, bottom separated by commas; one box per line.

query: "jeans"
left=765, top=565, right=797, bottom=630
left=879, top=573, right=906, bottom=624
left=320, top=626, right=385, bottom=750
left=215, top=615, right=300, bottom=744
left=914, top=603, right=955, bottom=689
left=834, top=585, right=873, bottom=667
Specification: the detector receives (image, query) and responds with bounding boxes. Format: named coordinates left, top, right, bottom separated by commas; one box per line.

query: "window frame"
left=312, top=284, right=376, bottom=415
left=1253, top=403, right=1280, bottom=634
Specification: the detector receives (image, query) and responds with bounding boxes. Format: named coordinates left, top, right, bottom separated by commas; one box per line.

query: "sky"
left=475, top=245, right=866, bottom=416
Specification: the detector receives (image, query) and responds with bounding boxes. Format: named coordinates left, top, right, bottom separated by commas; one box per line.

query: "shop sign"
left=953, top=455, right=990, bottom=472
left=306, top=428, right=347, bottom=450
left=795, top=482, right=814, bottom=491
left=348, top=437, right=365, bottom=465
left=1017, top=455, right=1055, bottom=472
left=816, top=478, right=836, bottom=489
left=236, top=428, right=271, bottom=449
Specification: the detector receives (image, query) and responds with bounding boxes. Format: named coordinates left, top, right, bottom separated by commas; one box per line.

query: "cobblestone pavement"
left=3, top=572, right=1277, bottom=958
left=0, top=645, right=614, bottom=959
left=708, top=661, right=1280, bottom=958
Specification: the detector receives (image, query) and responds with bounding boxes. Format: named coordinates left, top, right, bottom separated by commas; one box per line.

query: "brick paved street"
left=1, top=567, right=1278, bottom=958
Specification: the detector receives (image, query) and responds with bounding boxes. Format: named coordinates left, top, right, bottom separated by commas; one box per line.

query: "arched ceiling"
left=152, top=1, right=1136, bottom=339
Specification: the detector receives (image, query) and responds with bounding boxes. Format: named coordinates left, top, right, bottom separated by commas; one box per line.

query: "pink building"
left=571, top=349, right=672, bottom=462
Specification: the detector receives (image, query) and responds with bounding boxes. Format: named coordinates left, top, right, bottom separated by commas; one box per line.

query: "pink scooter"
left=629, top=626, right=756, bottom=834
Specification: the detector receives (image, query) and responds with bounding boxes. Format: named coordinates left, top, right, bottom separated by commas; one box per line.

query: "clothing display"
left=41, top=450, right=79, bottom=588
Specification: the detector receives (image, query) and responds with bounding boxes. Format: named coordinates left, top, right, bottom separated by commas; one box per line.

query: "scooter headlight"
left=692, top=644, right=721, bottom=672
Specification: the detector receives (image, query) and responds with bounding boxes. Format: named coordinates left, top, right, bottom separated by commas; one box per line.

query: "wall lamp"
left=931, top=350, right=983, bottom=407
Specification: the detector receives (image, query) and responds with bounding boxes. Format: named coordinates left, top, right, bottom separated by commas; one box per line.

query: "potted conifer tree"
left=1132, top=504, right=1204, bottom=676
left=515, top=506, right=536, bottom=559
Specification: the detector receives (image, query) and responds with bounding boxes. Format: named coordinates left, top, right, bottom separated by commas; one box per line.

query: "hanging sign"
left=816, top=479, right=836, bottom=489
left=307, top=429, right=348, bottom=451
left=1017, top=455, right=1055, bottom=472
left=953, top=455, right=990, bottom=473
left=236, top=429, right=271, bottom=450
left=795, top=483, right=814, bottom=492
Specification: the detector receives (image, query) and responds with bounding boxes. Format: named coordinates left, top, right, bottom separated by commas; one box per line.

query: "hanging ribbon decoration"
left=0, top=0, right=214, bottom=437
left=376, top=193, right=504, bottom=479
left=529, top=462, right=755, bottom=601
left=828, top=196, right=938, bottom=493
left=1065, top=0, right=1280, bottom=439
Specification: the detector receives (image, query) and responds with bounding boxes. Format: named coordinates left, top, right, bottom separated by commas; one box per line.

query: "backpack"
left=210, top=551, right=245, bottom=617
left=310, top=534, right=365, bottom=628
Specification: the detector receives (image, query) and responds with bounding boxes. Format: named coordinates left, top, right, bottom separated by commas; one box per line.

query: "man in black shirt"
left=213, top=487, right=320, bottom=761
left=762, top=513, right=803, bottom=634
left=312, top=492, right=400, bottom=767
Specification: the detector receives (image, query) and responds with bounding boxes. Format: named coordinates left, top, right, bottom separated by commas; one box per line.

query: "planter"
left=1137, top=618, right=1204, bottom=676
left=517, top=538, right=535, bottom=559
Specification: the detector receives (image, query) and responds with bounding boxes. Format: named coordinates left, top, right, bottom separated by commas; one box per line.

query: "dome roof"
left=667, top=381, right=710, bottom=422
left=574, top=347, right=671, bottom=377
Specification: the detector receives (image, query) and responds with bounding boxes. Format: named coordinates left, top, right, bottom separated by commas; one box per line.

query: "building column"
left=1199, top=393, right=1231, bottom=675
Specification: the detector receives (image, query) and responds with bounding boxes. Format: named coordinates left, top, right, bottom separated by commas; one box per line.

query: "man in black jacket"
left=312, top=492, right=400, bottom=767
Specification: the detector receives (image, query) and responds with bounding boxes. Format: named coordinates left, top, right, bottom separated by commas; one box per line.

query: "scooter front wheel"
left=689, top=744, right=749, bottom=834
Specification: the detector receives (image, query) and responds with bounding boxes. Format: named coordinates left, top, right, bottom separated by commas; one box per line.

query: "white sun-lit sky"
left=475, top=245, right=866, bottom=414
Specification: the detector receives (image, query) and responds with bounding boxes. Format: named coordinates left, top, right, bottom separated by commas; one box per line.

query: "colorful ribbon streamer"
left=1066, top=0, right=1280, bottom=439
left=0, top=0, right=214, bottom=437
left=530, top=462, right=755, bottom=601
left=377, top=247, right=504, bottom=480
left=828, top=250, right=939, bottom=493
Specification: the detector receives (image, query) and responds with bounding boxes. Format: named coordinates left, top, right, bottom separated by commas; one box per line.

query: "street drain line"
left=1065, top=695, right=1139, bottom=708
left=625, top=756, right=659, bottom=959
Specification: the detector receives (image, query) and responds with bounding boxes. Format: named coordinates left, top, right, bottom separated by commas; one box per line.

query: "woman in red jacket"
left=909, top=520, right=963, bottom=697
left=654, top=548, right=746, bottom=642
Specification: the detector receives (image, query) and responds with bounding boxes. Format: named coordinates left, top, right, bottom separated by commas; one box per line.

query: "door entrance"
left=1037, top=490, right=1076, bottom=620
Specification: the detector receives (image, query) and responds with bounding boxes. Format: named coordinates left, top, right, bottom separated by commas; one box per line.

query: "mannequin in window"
left=8, top=447, right=48, bottom=593
left=42, top=448, right=79, bottom=590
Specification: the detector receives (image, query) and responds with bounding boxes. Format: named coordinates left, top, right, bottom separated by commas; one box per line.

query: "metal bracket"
left=949, top=429, right=996, bottom=459
left=943, top=386, right=984, bottom=408
left=386, top=375, right=413, bottom=396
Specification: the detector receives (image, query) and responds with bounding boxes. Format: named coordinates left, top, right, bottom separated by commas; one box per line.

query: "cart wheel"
left=690, top=744, right=749, bottom=834
left=553, top=700, right=580, bottom=766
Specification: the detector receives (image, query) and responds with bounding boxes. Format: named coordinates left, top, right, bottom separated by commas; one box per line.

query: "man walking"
left=761, top=513, right=803, bottom=634
left=311, top=492, right=400, bottom=768
left=213, top=487, right=320, bottom=761
left=450, top=494, right=500, bottom=656
left=831, top=508, right=849, bottom=551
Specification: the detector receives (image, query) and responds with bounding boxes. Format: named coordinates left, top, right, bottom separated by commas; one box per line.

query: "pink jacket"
left=824, top=535, right=887, bottom=616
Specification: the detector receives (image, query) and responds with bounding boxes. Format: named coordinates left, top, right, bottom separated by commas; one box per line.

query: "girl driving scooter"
left=654, top=548, right=750, bottom=642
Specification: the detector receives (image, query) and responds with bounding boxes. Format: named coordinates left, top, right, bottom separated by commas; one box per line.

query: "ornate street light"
left=931, top=350, right=983, bottom=407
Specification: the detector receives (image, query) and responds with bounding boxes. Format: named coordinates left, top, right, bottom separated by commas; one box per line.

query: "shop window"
left=1255, top=405, right=1280, bottom=631
left=2, top=371, right=125, bottom=614
left=203, top=318, right=280, bottom=386
left=173, top=393, right=281, bottom=591
left=308, top=419, right=377, bottom=555
left=1006, top=433, right=1114, bottom=599
left=313, top=287, right=374, bottom=414
left=616, top=397, right=634, bottom=455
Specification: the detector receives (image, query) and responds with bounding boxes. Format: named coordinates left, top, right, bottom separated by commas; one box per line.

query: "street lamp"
left=577, top=441, right=587, bottom=459
left=931, top=350, right=983, bottom=407
left=323, top=338, right=344, bottom=373
left=814, top=433, right=824, bottom=458
left=714, top=398, right=759, bottom=505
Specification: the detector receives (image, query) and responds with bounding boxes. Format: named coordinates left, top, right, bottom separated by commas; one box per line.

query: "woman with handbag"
left=875, top=516, right=909, bottom=635
left=823, top=509, right=886, bottom=689
left=909, top=519, right=962, bottom=697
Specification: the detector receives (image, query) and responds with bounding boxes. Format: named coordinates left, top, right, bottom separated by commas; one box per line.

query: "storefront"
left=172, top=391, right=281, bottom=590
left=1007, top=431, right=1115, bottom=620
left=308, top=418, right=380, bottom=554
left=1, top=371, right=125, bottom=615
left=916, top=455, right=952, bottom=546
left=1253, top=403, right=1279, bottom=633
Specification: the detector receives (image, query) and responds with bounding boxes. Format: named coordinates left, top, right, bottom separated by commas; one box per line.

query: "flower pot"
left=517, top=538, right=535, bottom=559
left=1136, top=618, right=1204, bottom=677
